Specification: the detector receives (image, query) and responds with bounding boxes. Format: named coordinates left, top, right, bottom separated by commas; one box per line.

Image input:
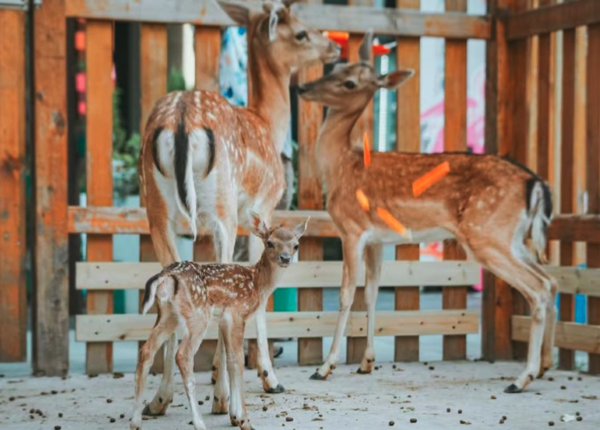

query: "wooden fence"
left=0, top=0, right=599, bottom=377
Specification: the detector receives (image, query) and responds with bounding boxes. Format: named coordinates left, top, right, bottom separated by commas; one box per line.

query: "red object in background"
left=75, top=30, right=85, bottom=51
left=325, top=31, right=391, bottom=60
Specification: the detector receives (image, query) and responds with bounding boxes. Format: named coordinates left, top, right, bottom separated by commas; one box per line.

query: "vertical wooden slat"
left=558, top=25, right=576, bottom=370
left=442, top=0, right=468, bottom=361
left=586, top=23, right=600, bottom=375
left=193, top=26, right=220, bottom=371
left=0, top=9, right=27, bottom=362
left=32, top=0, right=70, bottom=376
left=394, top=0, right=420, bottom=363
left=297, top=0, right=324, bottom=367
left=345, top=0, right=374, bottom=364
left=85, top=21, right=115, bottom=375
left=140, top=23, right=168, bottom=373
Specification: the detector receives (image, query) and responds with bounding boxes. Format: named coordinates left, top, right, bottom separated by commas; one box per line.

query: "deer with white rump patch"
left=298, top=33, right=558, bottom=393
left=130, top=213, right=309, bottom=430
left=138, top=0, right=339, bottom=414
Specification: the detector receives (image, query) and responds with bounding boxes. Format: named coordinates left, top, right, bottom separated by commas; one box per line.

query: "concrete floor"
left=1, top=361, right=598, bottom=430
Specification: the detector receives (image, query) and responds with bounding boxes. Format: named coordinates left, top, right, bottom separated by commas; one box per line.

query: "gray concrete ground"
left=1, top=361, right=598, bottom=430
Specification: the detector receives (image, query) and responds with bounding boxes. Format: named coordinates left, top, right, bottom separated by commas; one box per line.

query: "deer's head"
left=218, top=0, right=340, bottom=71
left=297, top=32, right=414, bottom=111
left=248, top=211, right=309, bottom=267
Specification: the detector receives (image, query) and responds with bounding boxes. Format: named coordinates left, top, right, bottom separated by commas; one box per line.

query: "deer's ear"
left=358, top=31, right=373, bottom=64
left=218, top=0, right=250, bottom=26
left=248, top=211, right=270, bottom=239
left=377, top=69, right=414, bottom=89
left=294, top=217, right=310, bottom=239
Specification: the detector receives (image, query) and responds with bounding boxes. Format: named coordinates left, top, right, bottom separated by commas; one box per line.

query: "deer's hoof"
left=504, top=383, right=522, bottom=394
left=211, top=396, right=229, bottom=415
left=356, top=367, right=371, bottom=375
left=265, top=384, right=285, bottom=394
left=142, top=405, right=165, bottom=417
left=309, top=371, right=326, bottom=381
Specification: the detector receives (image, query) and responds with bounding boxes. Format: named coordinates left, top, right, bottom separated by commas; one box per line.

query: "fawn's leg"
left=130, top=313, right=177, bottom=430
left=142, top=332, right=178, bottom=416
left=212, top=328, right=230, bottom=415
left=311, top=235, right=364, bottom=380
left=358, top=243, right=383, bottom=374
left=176, top=311, right=210, bottom=430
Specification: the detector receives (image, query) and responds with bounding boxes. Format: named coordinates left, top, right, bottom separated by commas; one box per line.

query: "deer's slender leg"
left=131, top=312, right=178, bottom=430
left=358, top=243, right=383, bottom=374
left=176, top=311, right=210, bottom=430
left=311, top=235, right=364, bottom=380
left=142, top=332, right=178, bottom=416
left=472, top=243, right=552, bottom=393
left=212, top=329, right=230, bottom=415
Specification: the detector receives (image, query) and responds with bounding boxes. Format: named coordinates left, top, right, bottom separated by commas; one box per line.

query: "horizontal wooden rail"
left=505, top=0, right=600, bottom=40
left=545, top=266, right=600, bottom=298
left=512, top=316, right=600, bottom=354
left=76, top=310, right=479, bottom=342
left=69, top=206, right=600, bottom=242
left=65, top=0, right=490, bottom=39
left=76, top=261, right=480, bottom=290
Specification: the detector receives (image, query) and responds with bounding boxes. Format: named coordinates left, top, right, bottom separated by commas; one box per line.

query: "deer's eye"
left=295, top=30, right=308, bottom=41
left=344, top=81, right=357, bottom=90
left=294, top=244, right=299, bottom=251
left=267, top=241, right=275, bottom=249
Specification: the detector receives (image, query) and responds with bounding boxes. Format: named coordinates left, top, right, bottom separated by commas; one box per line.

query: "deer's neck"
left=316, top=107, right=365, bottom=186
left=248, top=44, right=291, bottom=154
left=253, top=255, right=284, bottom=305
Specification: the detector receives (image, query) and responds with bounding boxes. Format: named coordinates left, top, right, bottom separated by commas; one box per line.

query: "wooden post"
left=345, top=0, right=374, bottom=365
left=139, top=23, right=168, bottom=373
left=442, top=0, right=468, bottom=361
left=85, top=20, right=115, bottom=375
left=297, top=0, right=325, bottom=366
left=193, top=26, right=220, bottom=371
left=586, top=23, right=600, bottom=375
left=558, top=24, right=576, bottom=370
left=482, top=0, right=528, bottom=361
left=32, top=0, right=70, bottom=376
left=0, top=9, right=27, bottom=362
left=394, top=0, right=420, bottom=363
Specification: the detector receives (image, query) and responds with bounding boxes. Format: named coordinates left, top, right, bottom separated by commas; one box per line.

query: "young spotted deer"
left=130, top=213, right=309, bottom=430
left=138, top=0, right=338, bottom=412
left=298, top=33, right=558, bottom=393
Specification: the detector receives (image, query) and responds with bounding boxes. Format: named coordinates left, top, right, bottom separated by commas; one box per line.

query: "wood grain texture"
left=586, top=23, right=600, bottom=375
left=297, top=0, right=325, bottom=363
left=85, top=20, right=115, bottom=375
left=139, top=23, right=168, bottom=373
left=442, top=0, right=468, bottom=361
left=76, top=310, right=480, bottom=342
left=394, top=0, right=421, bottom=363
left=32, top=0, right=70, bottom=376
left=64, top=0, right=491, bottom=39
left=193, top=26, right=220, bottom=371
left=0, top=9, right=27, bottom=363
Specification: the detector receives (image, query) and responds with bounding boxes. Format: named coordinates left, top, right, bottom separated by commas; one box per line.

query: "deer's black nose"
left=279, top=254, right=291, bottom=264
left=297, top=85, right=308, bottom=95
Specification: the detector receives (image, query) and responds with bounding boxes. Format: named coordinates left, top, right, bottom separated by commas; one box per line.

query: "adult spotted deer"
left=138, top=0, right=338, bottom=414
left=298, top=33, right=557, bottom=393
left=130, top=213, right=309, bottom=430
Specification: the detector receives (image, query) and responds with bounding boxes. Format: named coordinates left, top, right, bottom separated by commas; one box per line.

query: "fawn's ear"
left=294, top=217, right=310, bottom=239
left=218, top=0, right=250, bottom=26
left=376, top=69, right=414, bottom=89
left=248, top=211, right=270, bottom=240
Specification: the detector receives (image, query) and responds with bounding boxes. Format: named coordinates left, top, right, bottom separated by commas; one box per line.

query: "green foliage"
left=113, top=86, right=141, bottom=199
left=168, top=67, right=187, bottom=92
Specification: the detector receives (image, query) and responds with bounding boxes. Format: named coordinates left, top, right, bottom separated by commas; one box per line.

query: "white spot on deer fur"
left=476, top=200, right=484, bottom=209
left=171, top=92, right=182, bottom=109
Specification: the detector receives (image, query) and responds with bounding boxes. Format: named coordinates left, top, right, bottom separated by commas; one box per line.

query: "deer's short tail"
left=141, top=274, right=177, bottom=314
left=526, top=178, right=553, bottom=264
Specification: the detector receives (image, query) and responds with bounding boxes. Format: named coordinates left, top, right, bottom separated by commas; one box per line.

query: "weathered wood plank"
left=587, top=23, right=600, bottom=375
left=0, top=9, right=27, bottom=362
left=512, top=316, right=600, bottom=355
left=32, top=0, right=70, bottom=377
left=76, top=261, right=481, bottom=290
left=506, top=0, right=600, bottom=40
left=85, top=20, right=115, bottom=375
left=297, top=0, right=325, bottom=367
left=64, top=0, right=491, bottom=39
left=442, top=0, right=468, bottom=362
left=76, top=310, right=480, bottom=342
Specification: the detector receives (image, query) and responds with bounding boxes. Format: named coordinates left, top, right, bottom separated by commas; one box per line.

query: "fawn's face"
left=249, top=212, right=309, bottom=267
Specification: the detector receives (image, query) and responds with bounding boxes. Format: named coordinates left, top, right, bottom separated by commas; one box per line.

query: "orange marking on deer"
left=363, top=132, right=371, bottom=167
left=376, top=207, right=407, bottom=236
left=412, top=161, right=451, bottom=197
left=356, top=189, right=370, bottom=211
